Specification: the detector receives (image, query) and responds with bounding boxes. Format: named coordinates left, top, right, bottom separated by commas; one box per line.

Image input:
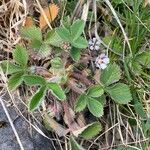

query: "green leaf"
left=47, top=83, right=66, bottom=100
left=79, top=122, right=102, bottom=139
left=100, top=63, right=121, bottom=86
left=23, top=75, right=46, bottom=86
left=69, top=136, right=85, bottom=150
left=72, top=36, right=88, bottom=49
left=38, top=44, right=52, bottom=58
left=30, top=39, right=42, bottom=49
left=70, top=47, right=81, bottom=62
left=75, top=94, right=87, bottom=112
left=13, top=45, right=28, bottom=67
left=87, top=97, right=104, bottom=117
left=135, top=51, right=150, bottom=68
left=0, top=61, right=23, bottom=74
left=51, top=57, right=63, bottom=69
left=106, top=83, right=132, bottom=104
left=8, top=72, right=24, bottom=91
left=45, top=30, right=63, bottom=47
left=71, top=19, right=85, bottom=41
left=56, top=27, right=71, bottom=42
left=134, top=101, right=146, bottom=118
left=87, top=85, right=104, bottom=98
left=21, top=26, right=42, bottom=41
left=29, top=86, right=46, bottom=111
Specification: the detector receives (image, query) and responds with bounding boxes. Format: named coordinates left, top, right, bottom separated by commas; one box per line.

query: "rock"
left=0, top=103, right=54, bottom=150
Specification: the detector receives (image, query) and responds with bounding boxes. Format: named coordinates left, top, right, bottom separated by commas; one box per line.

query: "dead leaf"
left=24, top=16, right=34, bottom=27
left=144, top=0, right=150, bottom=7
left=44, top=113, right=69, bottom=137
left=39, top=3, right=59, bottom=29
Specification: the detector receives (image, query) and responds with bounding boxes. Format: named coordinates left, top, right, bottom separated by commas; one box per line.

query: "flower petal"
left=100, top=63, right=107, bottom=69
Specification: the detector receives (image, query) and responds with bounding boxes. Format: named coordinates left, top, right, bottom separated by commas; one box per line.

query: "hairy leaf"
left=23, top=75, right=46, bottom=86
left=45, top=30, right=63, bottom=47
left=1, top=61, right=23, bottom=74
left=135, top=51, right=150, bottom=68
left=100, top=63, right=121, bottom=86
left=106, top=83, right=132, bottom=104
left=13, top=45, right=28, bottom=67
left=70, top=47, right=81, bottom=62
left=29, top=86, right=46, bottom=111
left=75, top=94, right=87, bottom=112
left=79, top=122, right=102, bottom=139
left=72, top=37, right=88, bottom=49
left=47, top=82, right=66, bottom=100
left=21, top=26, right=42, bottom=41
left=71, top=19, right=85, bottom=41
left=56, top=27, right=71, bottom=42
left=8, top=72, right=24, bottom=91
left=87, top=97, right=104, bottom=117
left=87, top=85, right=104, bottom=98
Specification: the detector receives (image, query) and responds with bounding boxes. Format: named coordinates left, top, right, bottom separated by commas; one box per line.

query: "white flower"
left=88, top=37, right=101, bottom=51
left=95, top=54, right=110, bottom=69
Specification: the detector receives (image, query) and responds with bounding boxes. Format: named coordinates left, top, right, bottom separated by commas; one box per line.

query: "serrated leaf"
left=8, top=72, right=24, bottom=91
left=75, top=94, right=87, bottom=112
left=87, top=97, right=104, bottom=117
left=13, top=45, right=28, bottom=67
left=71, top=19, right=85, bottom=41
left=38, top=44, right=52, bottom=58
left=70, top=47, right=81, bottom=62
left=134, top=101, right=146, bottom=118
left=87, top=85, right=104, bottom=98
left=100, top=63, right=121, bottom=86
left=45, top=30, right=63, bottom=47
left=21, top=26, right=42, bottom=41
left=69, top=136, right=85, bottom=150
left=56, top=27, right=71, bottom=42
left=30, top=39, right=42, bottom=49
left=29, top=86, right=46, bottom=111
left=80, top=122, right=102, bottom=139
left=0, top=61, right=23, bottom=74
left=47, top=82, right=66, bottom=100
left=106, top=83, right=132, bottom=104
left=23, top=75, right=46, bottom=86
left=72, top=36, right=88, bottom=49
left=135, top=51, right=150, bottom=68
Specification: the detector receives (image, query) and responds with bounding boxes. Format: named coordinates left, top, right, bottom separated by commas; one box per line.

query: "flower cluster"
left=88, top=37, right=101, bottom=51
left=95, top=53, right=110, bottom=70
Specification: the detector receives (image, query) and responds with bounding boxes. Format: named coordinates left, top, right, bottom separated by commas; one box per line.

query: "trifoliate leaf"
left=87, top=85, right=104, bottom=98
left=71, top=19, right=85, bottom=41
left=8, top=72, right=24, bottom=91
left=87, top=97, right=104, bottom=117
left=29, top=86, right=46, bottom=111
left=23, top=75, right=46, bottom=86
left=13, top=45, right=28, bottom=67
left=106, top=83, right=132, bottom=104
left=100, top=63, right=121, bottom=86
left=47, top=82, right=66, bottom=100
left=75, top=94, right=87, bottom=112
